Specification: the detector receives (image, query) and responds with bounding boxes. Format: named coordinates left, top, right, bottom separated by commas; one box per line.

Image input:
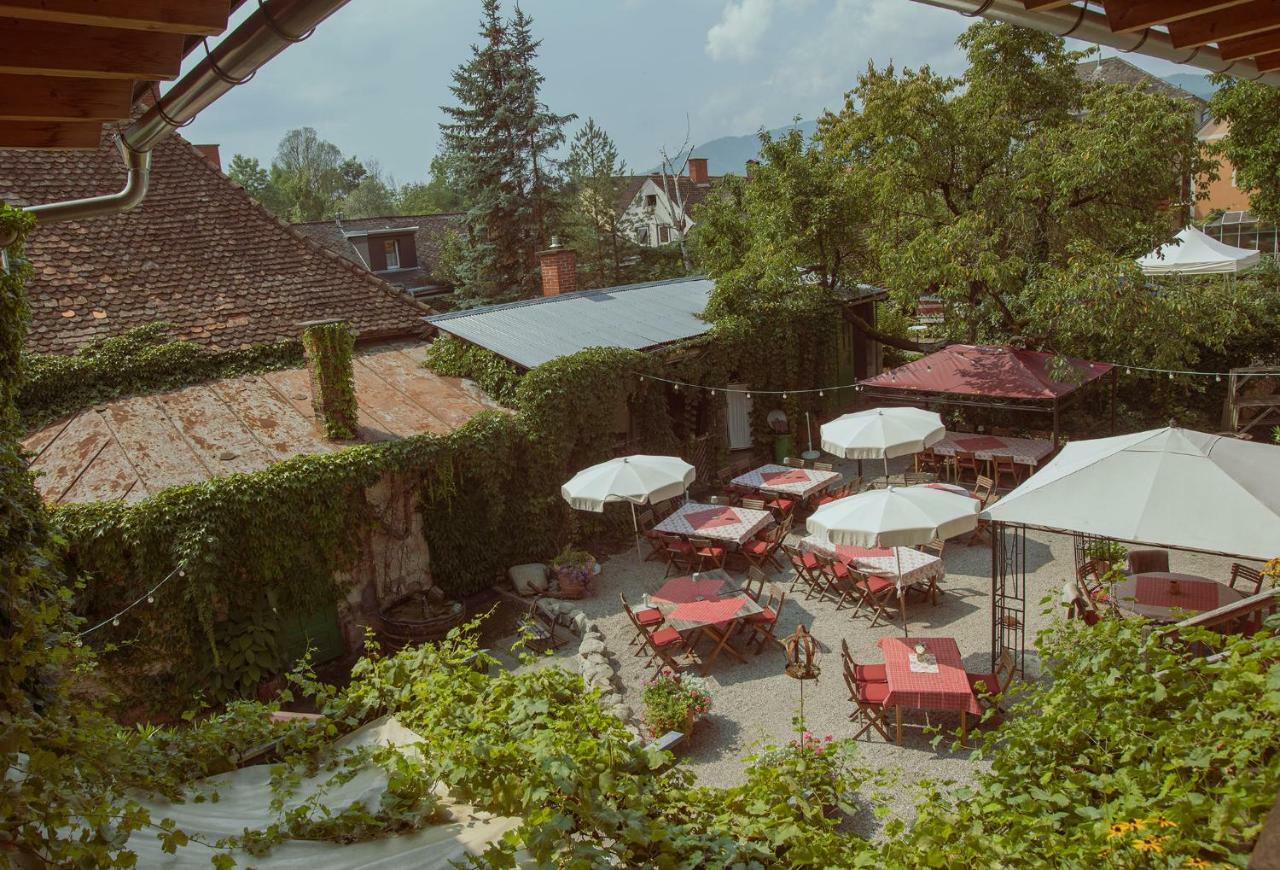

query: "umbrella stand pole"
left=897, top=547, right=908, bottom=637
left=631, top=501, right=641, bottom=560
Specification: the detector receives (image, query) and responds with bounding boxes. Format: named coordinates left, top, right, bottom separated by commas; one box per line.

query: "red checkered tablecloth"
left=652, top=573, right=729, bottom=605
left=931, top=432, right=1054, bottom=466
left=799, top=535, right=945, bottom=593
left=731, top=464, right=842, bottom=499
left=654, top=501, right=775, bottom=546
left=649, top=571, right=762, bottom=634
left=1111, top=573, right=1243, bottom=622
left=879, top=636, right=980, bottom=715
left=666, top=597, right=757, bottom=632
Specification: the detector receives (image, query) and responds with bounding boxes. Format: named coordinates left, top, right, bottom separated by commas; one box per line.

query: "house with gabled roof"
left=1, top=129, right=431, bottom=355
left=294, top=212, right=465, bottom=300
left=615, top=157, right=721, bottom=248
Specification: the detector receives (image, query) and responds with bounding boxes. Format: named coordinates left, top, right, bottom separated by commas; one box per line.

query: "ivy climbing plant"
left=301, top=320, right=359, bottom=440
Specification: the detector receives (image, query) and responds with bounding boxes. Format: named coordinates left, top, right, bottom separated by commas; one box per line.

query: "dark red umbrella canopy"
left=862, top=345, right=1112, bottom=400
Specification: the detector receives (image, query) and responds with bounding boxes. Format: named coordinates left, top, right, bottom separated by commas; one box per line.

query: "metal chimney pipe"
left=25, top=0, right=354, bottom=225
left=910, top=0, right=1280, bottom=89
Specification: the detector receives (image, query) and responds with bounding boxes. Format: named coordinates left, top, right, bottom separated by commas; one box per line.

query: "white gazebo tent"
left=982, top=427, right=1280, bottom=673
left=1137, top=226, right=1261, bottom=276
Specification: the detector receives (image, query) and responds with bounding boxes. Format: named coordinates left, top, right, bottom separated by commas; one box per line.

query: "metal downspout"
left=22, top=0, right=353, bottom=226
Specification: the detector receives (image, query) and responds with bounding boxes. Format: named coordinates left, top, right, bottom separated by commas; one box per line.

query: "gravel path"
left=497, top=455, right=1246, bottom=833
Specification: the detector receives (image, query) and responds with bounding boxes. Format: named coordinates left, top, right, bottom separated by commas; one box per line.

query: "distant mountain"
left=1163, top=72, right=1219, bottom=101
left=646, top=120, right=819, bottom=176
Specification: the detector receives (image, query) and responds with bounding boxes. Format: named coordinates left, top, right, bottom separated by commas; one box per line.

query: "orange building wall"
left=1196, top=118, right=1252, bottom=219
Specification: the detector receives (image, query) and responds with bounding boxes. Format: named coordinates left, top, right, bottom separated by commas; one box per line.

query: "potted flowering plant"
left=1083, top=539, right=1128, bottom=573
left=641, top=672, right=712, bottom=737
left=550, top=545, right=596, bottom=598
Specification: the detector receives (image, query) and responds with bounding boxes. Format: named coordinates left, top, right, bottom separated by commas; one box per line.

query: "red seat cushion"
left=830, top=561, right=851, bottom=579
left=635, top=608, right=663, bottom=625
left=769, top=498, right=795, bottom=510
left=743, top=540, right=769, bottom=555
left=697, top=546, right=725, bottom=558
left=967, top=672, right=999, bottom=693
left=649, top=626, right=681, bottom=646
left=670, top=540, right=695, bottom=553
left=864, top=575, right=895, bottom=594
left=801, top=552, right=820, bottom=569
left=854, top=663, right=887, bottom=682
left=747, top=606, right=777, bottom=623
left=857, top=680, right=890, bottom=704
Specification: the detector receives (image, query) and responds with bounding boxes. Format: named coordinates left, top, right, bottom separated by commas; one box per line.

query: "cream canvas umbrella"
left=561, top=455, right=696, bottom=555
left=807, top=485, right=980, bottom=633
left=820, top=406, right=945, bottom=478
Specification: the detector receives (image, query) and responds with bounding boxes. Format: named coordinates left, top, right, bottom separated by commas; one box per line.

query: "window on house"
left=383, top=239, right=400, bottom=270
left=636, top=226, right=650, bottom=246
left=644, top=194, right=657, bottom=209
left=658, top=224, right=671, bottom=244
left=1231, top=167, right=1238, bottom=189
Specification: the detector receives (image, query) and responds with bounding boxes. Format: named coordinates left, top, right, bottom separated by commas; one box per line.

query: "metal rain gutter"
left=23, top=0, right=354, bottom=225
left=910, top=0, right=1280, bottom=89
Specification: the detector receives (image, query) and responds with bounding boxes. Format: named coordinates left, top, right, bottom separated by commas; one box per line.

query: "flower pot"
left=684, top=709, right=696, bottom=736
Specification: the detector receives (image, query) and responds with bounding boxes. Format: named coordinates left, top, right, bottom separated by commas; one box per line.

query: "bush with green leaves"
left=422, top=333, right=522, bottom=406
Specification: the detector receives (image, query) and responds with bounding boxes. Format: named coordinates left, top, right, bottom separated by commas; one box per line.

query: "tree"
left=562, top=119, right=634, bottom=288
left=819, top=23, right=1218, bottom=363
left=227, top=153, right=288, bottom=216
left=336, top=162, right=397, bottom=219
left=1207, top=77, right=1280, bottom=225
left=270, top=127, right=363, bottom=222
left=396, top=154, right=470, bottom=215
left=440, top=0, right=573, bottom=300
left=689, top=127, right=911, bottom=348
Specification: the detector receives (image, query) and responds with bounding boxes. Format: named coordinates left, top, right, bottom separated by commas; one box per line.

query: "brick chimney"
left=688, top=157, right=709, bottom=186
left=538, top=237, right=577, bottom=296
left=194, top=144, right=221, bottom=171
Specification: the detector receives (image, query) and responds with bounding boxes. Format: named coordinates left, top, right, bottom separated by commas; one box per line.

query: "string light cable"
left=75, top=563, right=186, bottom=640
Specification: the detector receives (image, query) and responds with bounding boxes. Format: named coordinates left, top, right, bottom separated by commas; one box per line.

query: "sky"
left=182, top=0, right=1194, bottom=185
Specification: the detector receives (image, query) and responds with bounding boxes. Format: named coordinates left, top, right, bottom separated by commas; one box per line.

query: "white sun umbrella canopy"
left=820, top=406, right=945, bottom=476
left=561, top=455, right=695, bottom=554
left=807, top=485, right=980, bottom=633
left=984, top=427, right=1280, bottom=560
left=1137, top=226, right=1261, bottom=276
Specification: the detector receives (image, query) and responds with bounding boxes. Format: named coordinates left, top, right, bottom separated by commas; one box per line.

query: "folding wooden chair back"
left=813, top=461, right=834, bottom=472
left=1127, top=549, right=1170, bottom=575
left=1076, top=559, right=1109, bottom=599
left=972, top=475, right=995, bottom=505
left=783, top=457, right=807, bottom=468
left=816, top=554, right=859, bottom=610
left=638, top=509, right=665, bottom=561
left=903, top=471, right=935, bottom=486
left=840, top=638, right=887, bottom=682
left=739, top=497, right=766, bottom=511
left=689, top=537, right=726, bottom=572
left=991, top=455, right=1023, bottom=490
left=745, top=583, right=785, bottom=651
left=620, top=592, right=664, bottom=652
left=784, top=544, right=823, bottom=598
left=744, top=565, right=768, bottom=600
left=843, top=659, right=890, bottom=741
left=918, top=538, right=945, bottom=558
left=848, top=566, right=899, bottom=627
left=662, top=535, right=697, bottom=578
left=954, top=451, right=983, bottom=483
left=1229, top=562, right=1264, bottom=595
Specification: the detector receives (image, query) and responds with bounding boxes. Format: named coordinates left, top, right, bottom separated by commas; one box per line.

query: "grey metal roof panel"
left=425, top=277, right=715, bottom=368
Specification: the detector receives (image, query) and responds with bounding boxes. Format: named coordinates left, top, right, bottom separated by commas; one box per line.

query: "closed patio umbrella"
left=807, top=485, right=980, bottom=633
left=820, top=406, right=945, bottom=478
left=561, top=455, right=696, bottom=555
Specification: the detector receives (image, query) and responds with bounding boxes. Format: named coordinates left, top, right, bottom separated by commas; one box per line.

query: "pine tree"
left=563, top=119, right=634, bottom=288
left=440, top=0, right=573, bottom=300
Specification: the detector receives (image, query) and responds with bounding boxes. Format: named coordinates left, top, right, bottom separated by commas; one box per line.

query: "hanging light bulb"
left=746, top=392, right=752, bottom=399
left=1215, top=374, right=1221, bottom=383
left=1167, top=372, right=1173, bottom=380
left=147, top=594, right=155, bottom=604
left=111, top=617, right=120, bottom=627
left=710, top=389, right=716, bottom=396
left=674, top=383, right=680, bottom=391
left=819, top=390, right=825, bottom=398
left=1125, top=368, right=1131, bottom=375
left=178, top=569, right=185, bottom=577
left=782, top=392, right=788, bottom=400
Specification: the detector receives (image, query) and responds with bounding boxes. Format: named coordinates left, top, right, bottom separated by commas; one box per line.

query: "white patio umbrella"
left=561, top=455, right=696, bottom=555
left=820, top=406, right=945, bottom=477
left=807, top=485, right=980, bottom=634
left=984, top=427, right=1280, bottom=560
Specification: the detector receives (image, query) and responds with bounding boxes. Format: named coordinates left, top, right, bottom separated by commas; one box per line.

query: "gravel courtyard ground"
left=493, top=456, right=1244, bottom=834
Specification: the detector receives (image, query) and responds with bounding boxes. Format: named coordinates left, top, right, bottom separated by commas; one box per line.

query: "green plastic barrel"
left=773, top=434, right=794, bottom=464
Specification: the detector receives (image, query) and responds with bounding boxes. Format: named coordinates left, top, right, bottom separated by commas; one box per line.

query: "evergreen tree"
left=440, top=0, right=573, bottom=300
left=563, top=119, right=633, bottom=288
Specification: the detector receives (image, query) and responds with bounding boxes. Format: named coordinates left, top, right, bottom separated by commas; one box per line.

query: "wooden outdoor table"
left=1111, top=572, right=1246, bottom=623
left=731, top=464, right=842, bottom=500
left=931, top=432, right=1055, bottom=467
left=648, top=570, right=763, bottom=674
left=878, top=636, right=980, bottom=745
left=652, top=501, right=774, bottom=547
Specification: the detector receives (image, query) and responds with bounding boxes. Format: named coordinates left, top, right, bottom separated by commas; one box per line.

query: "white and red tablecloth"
left=1111, top=572, right=1245, bottom=622
left=648, top=571, right=762, bottom=658
left=878, top=636, right=980, bottom=716
left=731, top=464, right=842, bottom=499
left=654, top=502, right=774, bottom=546
left=931, top=432, right=1055, bottom=467
left=799, top=535, right=945, bottom=593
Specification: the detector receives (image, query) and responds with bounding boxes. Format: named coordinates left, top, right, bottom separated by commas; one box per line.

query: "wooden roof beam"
left=1218, top=28, right=1280, bottom=60
left=0, top=74, right=133, bottom=121
left=0, top=1, right=228, bottom=35
left=0, top=17, right=185, bottom=79
left=1169, top=1, right=1280, bottom=48
left=0, top=119, right=102, bottom=148
left=1102, top=0, right=1255, bottom=34
left=1256, top=48, right=1280, bottom=71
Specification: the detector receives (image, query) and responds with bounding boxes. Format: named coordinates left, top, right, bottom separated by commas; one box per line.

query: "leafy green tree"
left=440, top=0, right=574, bottom=300
left=562, top=119, right=635, bottom=288
left=336, top=162, right=397, bottom=219
left=227, top=153, right=287, bottom=216
left=270, top=127, right=364, bottom=222
left=819, top=22, right=1216, bottom=362
left=1207, top=77, right=1280, bottom=224
left=396, top=154, right=470, bottom=215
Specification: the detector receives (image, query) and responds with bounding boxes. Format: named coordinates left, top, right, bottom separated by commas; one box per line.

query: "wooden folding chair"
left=621, top=592, right=663, bottom=652
left=638, top=509, right=666, bottom=562
left=742, top=524, right=786, bottom=574
left=744, top=583, right=785, bottom=652
left=967, top=649, right=1016, bottom=708
left=971, top=475, right=995, bottom=506
left=991, top=455, right=1023, bottom=491
left=1229, top=562, right=1264, bottom=595
left=903, top=471, right=935, bottom=486
left=689, top=536, right=726, bottom=572
left=909, top=539, right=945, bottom=605
left=739, top=497, right=767, bottom=511
left=1076, top=559, right=1110, bottom=601
left=954, top=452, right=983, bottom=483
left=843, top=659, right=891, bottom=741
left=784, top=456, right=807, bottom=468
left=743, top=565, right=768, bottom=600
left=813, top=461, right=834, bottom=472
left=849, top=567, right=899, bottom=628
left=1127, top=549, right=1170, bottom=575
left=784, top=544, right=824, bottom=598
left=816, top=555, right=861, bottom=610
left=523, top=598, right=569, bottom=653
left=840, top=638, right=887, bottom=682
left=662, top=535, right=697, bottom=578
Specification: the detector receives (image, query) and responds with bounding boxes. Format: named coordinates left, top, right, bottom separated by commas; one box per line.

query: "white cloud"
left=706, top=0, right=776, bottom=62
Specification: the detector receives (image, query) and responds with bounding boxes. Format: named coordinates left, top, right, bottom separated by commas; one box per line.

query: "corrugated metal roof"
left=425, top=277, right=715, bottom=369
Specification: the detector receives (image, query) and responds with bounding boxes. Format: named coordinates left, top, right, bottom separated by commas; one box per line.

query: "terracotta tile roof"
left=293, top=212, right=464, bottom=293
left=1, top=129, right=430, bottom=355
left=1074, top=57, right=1207, bottom=108
left=21, top=342, right=501, bottom=505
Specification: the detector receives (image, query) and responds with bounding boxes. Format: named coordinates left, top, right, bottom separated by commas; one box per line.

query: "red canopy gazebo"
left=859, top=345, right=1116, bottom=444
